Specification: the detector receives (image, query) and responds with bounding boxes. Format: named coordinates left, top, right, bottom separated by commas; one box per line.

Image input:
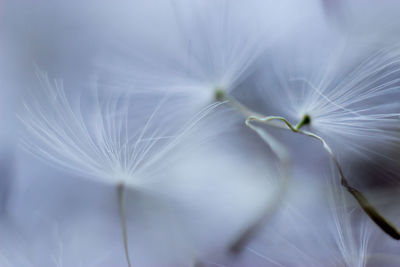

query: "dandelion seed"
left=258, top=40, right=400, bottom=164
left=242, top=36, right=400, bottom=239
left=19, top=70, right=220, bottom=266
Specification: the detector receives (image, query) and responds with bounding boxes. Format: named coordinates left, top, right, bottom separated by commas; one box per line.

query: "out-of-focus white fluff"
left=98, top=0, right=318, bottom=113
left=219, top=167, right=376, bottom=267
left=154, top=107, right=283, bottom=264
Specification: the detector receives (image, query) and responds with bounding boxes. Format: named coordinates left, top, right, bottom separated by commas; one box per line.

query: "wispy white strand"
left=19, top=70, right=220, bottom=189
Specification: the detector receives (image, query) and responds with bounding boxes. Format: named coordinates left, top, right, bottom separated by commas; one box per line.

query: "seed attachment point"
left=215, top=88, right=226, bottom=101
left=295, top=114, right=311, bottom=131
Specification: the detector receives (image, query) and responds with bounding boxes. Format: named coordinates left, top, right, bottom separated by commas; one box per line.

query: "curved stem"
left=118, top=183, right=133, bottom=267
left=229, top=116, right=291, bottom=253
left=220, top=94, right=400, bottom=251
left=218, top=92, right=286, bottom=129
left=299, top=130, right=400, bottom=240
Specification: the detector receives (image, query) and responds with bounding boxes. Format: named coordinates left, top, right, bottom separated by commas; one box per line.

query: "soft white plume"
left=256, top=33, right=400, bottom=165
left=19, top=70, right=218, bottom=188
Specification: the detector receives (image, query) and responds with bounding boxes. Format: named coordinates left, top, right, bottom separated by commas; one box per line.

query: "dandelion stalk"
left=247, top=114, right=400, bottom=240
left=117, top=183, right=132, bottom=267
left=214, top=90, right=292, bottom=253
left=217, top=89, right=400, bottom=249
left=229, top=116, right=290, bottom=254
left=214, top=89, right=286, bottom=129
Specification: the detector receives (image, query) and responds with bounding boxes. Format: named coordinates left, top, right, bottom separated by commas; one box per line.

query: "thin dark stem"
left=118, top=183, right=132, bottom=267
left=299, top=130, right=400, bottom=240
left=340, top=176, right=400, bottom=240
left=255, top=115, right=400, bottom=240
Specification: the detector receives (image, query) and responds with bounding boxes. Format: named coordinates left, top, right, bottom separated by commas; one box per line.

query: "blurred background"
left=1, top=1, right=400, bottom=266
